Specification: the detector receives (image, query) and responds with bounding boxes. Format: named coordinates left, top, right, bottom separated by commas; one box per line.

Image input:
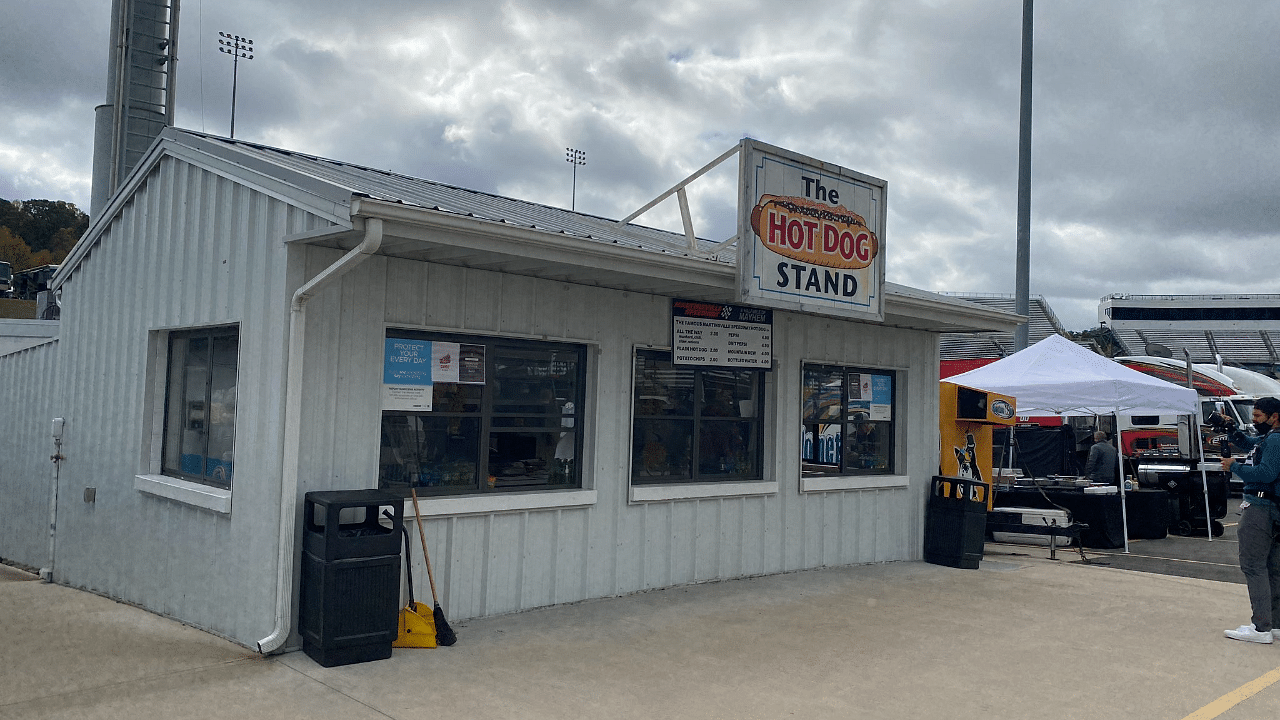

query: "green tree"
left=49, top=226, right=79, bottom=261
left=16, top=200, right=88, bottom=253
left=0, top=199, right=19, bottom=236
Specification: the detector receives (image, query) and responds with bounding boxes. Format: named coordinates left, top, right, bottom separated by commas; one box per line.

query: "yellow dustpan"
left=393, top=523, right=437, bottom=648
left=396, top=601, right=436, bottom=648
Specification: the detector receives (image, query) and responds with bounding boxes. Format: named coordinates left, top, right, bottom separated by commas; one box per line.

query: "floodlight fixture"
left=218, top=32, right=255, bottom=139
left=566, top=147, right=586, bottom=211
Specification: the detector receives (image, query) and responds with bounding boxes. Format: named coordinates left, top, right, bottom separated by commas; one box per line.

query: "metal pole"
left=566, top=148, right=586, bottom=211
left=1115, top=412, right=1130, bottom=554
left=219, top=33, right=253, bottom=139
left=1198, top=416, right=1213, bottom=541
left=1183, top=349, right=1214, bottom=540
left=230, top=51, right=239, bottom=138
left=1014, top=0, right=1034, bottom=351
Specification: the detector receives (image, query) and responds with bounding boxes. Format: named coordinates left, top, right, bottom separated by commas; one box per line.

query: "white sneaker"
left=1224, top=625, right=1274, bottom=644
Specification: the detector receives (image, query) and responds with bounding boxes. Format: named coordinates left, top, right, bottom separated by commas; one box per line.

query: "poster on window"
left=848, top=372, right=892, bottom=422
left=383, top=338, right=434, bottom=410
left=429, top=342, right=487, bottom=384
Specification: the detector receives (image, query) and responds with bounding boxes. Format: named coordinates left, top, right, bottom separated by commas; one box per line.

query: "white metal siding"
left=45, top=156, right=327, bottom=644
left=300, top=252, right=941, bottom=623
left=0, top=340, right=61, bottom=570
left=7, top=140, right=965, bottom=649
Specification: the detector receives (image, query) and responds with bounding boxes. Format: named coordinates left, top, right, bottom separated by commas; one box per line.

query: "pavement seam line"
left=277, top=659, right=398, bottom=720
left=1180, top=664, right=1280, bottom=720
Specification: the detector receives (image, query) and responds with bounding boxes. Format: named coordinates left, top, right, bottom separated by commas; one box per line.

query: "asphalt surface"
left=6, top=527, right=1280, bottom=720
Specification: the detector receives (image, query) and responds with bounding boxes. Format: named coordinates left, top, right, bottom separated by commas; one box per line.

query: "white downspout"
left=257, top=216, right=383, bottom=654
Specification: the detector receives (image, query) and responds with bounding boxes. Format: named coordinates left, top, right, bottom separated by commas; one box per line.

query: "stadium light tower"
left=218, top=32, right=254, bottom=138
left=566, top=147, right=586, bottom=211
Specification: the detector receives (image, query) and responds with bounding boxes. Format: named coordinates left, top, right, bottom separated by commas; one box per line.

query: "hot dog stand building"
left=0, top=131, right=1021, bottom=651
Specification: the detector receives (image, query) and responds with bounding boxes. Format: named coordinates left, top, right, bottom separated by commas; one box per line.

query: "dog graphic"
left=953, top=433, right=982, bottom=483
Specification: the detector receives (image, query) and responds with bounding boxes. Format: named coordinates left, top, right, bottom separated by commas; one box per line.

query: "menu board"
left=671, top=299, right=772, bottom=368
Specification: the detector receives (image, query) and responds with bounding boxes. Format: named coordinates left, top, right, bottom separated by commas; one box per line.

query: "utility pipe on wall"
left=41, top=417, right=67, bottom=582
left=257, top=216, right=383, bottom=654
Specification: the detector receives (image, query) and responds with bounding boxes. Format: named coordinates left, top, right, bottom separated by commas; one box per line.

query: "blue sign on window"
left=871, top=375, right=892, bottom=405
left=384, top=339, right=433, bottom=385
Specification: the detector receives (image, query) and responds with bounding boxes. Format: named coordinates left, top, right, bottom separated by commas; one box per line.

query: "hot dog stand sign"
left=737, top=139, right=886, bottom=322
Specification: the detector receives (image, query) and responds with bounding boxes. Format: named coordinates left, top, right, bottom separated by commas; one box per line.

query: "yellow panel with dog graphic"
left=939, top=382, right=1016, bottom=509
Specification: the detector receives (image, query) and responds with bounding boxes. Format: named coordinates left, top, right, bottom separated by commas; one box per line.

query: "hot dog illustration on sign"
left=749, top=195, right=880, bottom=270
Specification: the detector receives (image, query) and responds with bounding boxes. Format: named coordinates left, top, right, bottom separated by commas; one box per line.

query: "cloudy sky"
left=3, top=0, right=1278, bottom=330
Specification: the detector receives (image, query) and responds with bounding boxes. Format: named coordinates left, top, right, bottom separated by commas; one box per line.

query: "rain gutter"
left=257, top=215, right=383, bottom=654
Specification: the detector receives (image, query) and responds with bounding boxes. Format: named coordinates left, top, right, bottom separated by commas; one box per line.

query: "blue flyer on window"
left=870, top=374, right=892, bottom=421
left=383, top=338, right=433, bottom=410
left=848, top=372, right=892, bottom=421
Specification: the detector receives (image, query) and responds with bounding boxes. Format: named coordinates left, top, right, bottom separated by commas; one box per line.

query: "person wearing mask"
left=1084, top=431, right=1118, bottom=485
left=1221, top=396, right=1280, bottom=644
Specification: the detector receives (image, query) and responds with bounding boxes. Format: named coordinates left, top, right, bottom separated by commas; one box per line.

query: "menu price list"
left=673, top=317, right=772, bottom=368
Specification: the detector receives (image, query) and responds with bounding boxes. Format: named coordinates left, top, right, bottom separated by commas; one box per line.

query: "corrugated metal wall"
left=300, top=251, right=940, bottom=622
left=5, top=148, right=946, bottom=646
left=42, top=155, right=328, bottom=644
left=0, top=339, right=61, bottom=570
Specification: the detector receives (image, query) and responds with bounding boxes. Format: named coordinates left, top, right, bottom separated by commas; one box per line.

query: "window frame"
left=801, top=363, right=898, bottom=477
left=379, top=330, right=588, bottom=497
left=159, top=325, right=240, bottom=490
left=630, top=347, right=767, bottom=486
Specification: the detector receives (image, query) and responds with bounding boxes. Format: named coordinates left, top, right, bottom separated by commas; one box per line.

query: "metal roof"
left=176, top=130, right=737, bottom=264
left=58, top=128, right=1024, bottom=334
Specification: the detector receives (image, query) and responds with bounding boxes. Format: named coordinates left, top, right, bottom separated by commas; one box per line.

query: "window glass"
left=802, top=365, right=843, bottom=422
left=379, top=332, right=586, bottom=495
left=380, top=415, right=480, bottom=488
left=631, top=349, right=764, bottom=484
left=632, top=418, right=693, bottom=479
left=801, top=364, right=895, bottom=476
left=162, top=327, right=238, bottom=488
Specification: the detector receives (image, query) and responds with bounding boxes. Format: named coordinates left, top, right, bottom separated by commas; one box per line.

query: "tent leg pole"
left=1115, top=411, right=1130, bottom=554
left=1197, top=414, right=1212, bottom=541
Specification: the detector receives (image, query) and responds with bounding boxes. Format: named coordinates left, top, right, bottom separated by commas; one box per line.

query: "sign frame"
left=737, top=138, right=886, bottom=322
left=670, top=299, right=773, bottom=368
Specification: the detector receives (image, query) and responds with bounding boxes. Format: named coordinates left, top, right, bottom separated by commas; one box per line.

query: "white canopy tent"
left=945, top=334, right=1207, bottom=552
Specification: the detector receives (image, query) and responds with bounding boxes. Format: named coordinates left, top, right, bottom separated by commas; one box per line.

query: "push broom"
left=410, top=488, right=457, bottom=646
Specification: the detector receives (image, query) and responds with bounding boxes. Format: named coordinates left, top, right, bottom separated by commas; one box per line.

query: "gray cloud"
left=3, top=0, right=1278, bottom=331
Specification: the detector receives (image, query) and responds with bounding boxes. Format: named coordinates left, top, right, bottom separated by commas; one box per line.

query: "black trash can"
left=924, top=475, right=989, bottom=569
left=299, top=489, right=403, bottom=667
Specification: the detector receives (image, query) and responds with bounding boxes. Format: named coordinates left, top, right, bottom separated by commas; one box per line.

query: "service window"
left=631, top=349, right=764, bottom=484
left=379, top=331, right=586, bottom=495
left=801, top=364, right=896, bottom=475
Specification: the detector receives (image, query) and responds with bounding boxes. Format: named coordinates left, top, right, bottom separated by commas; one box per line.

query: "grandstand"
left=938, top=293, right=1075, bottom=363
left=1100, top=294, right=1280, bottom=372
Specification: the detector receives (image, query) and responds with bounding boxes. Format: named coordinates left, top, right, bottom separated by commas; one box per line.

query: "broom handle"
left=409, top=488, right=441, bottom=606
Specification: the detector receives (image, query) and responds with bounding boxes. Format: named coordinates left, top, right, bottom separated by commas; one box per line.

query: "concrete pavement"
left=4, top=551, right=1280, bottom=719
